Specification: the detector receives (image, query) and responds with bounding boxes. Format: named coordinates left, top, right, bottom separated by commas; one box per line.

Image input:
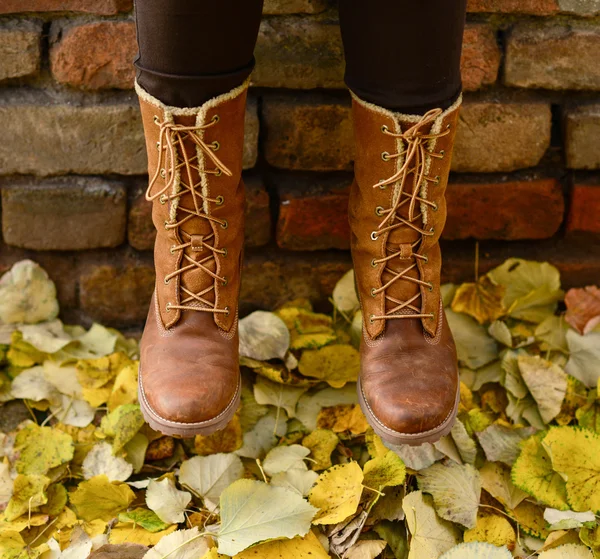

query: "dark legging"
left=133, top=0, right=466, bottom=114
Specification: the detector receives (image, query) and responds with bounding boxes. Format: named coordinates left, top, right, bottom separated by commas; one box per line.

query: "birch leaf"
left=344, top=540, right=387, bottom=559
left=233, top=530, right=329, bottom=559
left=82, top=442, right=133, bottom=482
left=69, top=475, right=135, bottom=522
left=333, top=269, right=359, bottom=314
left=402, top=490, right=460, bottom=559
left=235, top=410, right=287, bottom=459
left=451, top=276, right=506, bottom=324
left=10, top=366, right=59, bottom=402
left=302, top=429, right=339, bottom=471
left=263, top=445, right=310, bottom=477
left=298, top=344, right=360, bottom=388
left=417, top=461, right=481, bottom=529
left=362, top=450, right=406, bottom=490
left=463, top=514, right=516, bottom=550
left=440, top=542, right=512, bottom=559
left=450, top=420, right=478, bottom=465
left=271, top=469, right=319, bottom=497
left=309, top=462, right=364, bottom=525
left=479, top=462, right=528, bottom=510
left=535, top=315, right=569, bottom=353
left=538, top=544, right=594, bottom=558
left=477, top=423, right=536, bottom=466
left=19, top=320, right=71, bottom=354
left=4, top=474, right=49, bottom=521
left=146, top=477, right=191, bottom=524
left=14, top=423, right=74, bottom=475
left=565, top=330, right=600, bottom=388
left=254, top=376, right=307, bottom=418
left=446, top=309, right=498, bottom=369
left=118, top=508, right=170, bottom=533
left=143, top=527, right=210, bottom=559
left=239, top=311, right=290, bottom=361
left=179, top=453, right=244, bottom=505
left=296, top=384, right=357, bottom=431
left=100, top=404, right=145, bottom=452
left=218, top=479, right=317, bottom=556
left=543, top=508, right=595, bottom=530
left=384, top=441, right=444, bottom=471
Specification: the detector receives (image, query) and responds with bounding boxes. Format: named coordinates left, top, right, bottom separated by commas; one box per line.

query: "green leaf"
left=512, top=431, right=569, bottom=510
left=14, top=423, right=74, bottom=475
left=118, top=508, right=171, bottom=532
left=218, top=479, right=317, bottom=556
left=542, top=426, right=600, bottom=513
left=417, top=462, right=481, bottom=529
left=402, top=490, right=460, bottom=559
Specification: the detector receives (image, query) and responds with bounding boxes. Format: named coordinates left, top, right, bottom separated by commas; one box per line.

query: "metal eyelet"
left=381, top=151, right=390, bottom=161
left=378, top=180, right=387, bottom=190
left=159, top=194, right=168, bottom=205
left=434, top=176, right=440, bottom=185
left=224, top=306, right=230, bottom=316
left=215, top=169, right=223, bottom=177
left=211, top=141, right=220, bottom=151
left=160, top=168, right=166, bottom=179
left=370, top=231, right=379, bottom=241
left=439, top=150, right=445, bottom=157
left=446, top=123, right=451, bottom=130
left=370, top=259, right=377, bottom=268
left=156, top=141, right=160, bottom=151
left=369, top=314, right=375, bottom=324
left=370, top=288, right=377, bottom=297
left=423, top=254, right=429, bottom=263
left=170, top=245, right=176, bottom=254
left=222, top=247, right=228, bottom=257
left=381, top=124, right=389, bottom=133
left=221, top=220, right=229, bottom=229
left=427, top=283, right=434, bottom=292
left=165, top=303, right=172, bottom=312
left=164, top=277, right=170, bottom=285
left=432, top=203, right=439, bottom=212
left=430, top=227, right=436, bottom=234
left=375, top=206, right=384, bottom=217
left=212, top=114, right=220, bottom=124
left=222, top=277, right=228, bottom=287
left=216, top=195, right=224, bottom=206
left=153, top=115, right=160, bottom=125
left=164, top=220, right=169, bottom=230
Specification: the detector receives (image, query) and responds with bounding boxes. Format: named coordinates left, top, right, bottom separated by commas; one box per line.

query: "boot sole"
left=357, top=377, right=460, bottom=447
left=138, top=365, right=241, bottom=438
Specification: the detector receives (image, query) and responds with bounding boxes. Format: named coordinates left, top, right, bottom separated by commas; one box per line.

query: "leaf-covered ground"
left=0, top=258, right=600, bottom=559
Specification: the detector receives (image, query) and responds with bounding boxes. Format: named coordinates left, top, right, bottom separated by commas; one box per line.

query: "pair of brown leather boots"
left=136, top=79, right=461, bottom=446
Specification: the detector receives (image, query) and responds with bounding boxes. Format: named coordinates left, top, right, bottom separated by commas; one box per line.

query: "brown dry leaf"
left=145, top=437, right=175, bottom=462
left=194, top=413, right=243, bottom=456
left=565, top=286, right=600, bottom=335
left=451, top=276, right=506, bottom=324
left=317, top=404, right=369, bottom=436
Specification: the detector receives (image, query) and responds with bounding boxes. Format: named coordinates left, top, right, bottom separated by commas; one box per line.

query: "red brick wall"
left=1, top=0, right=599, bottom=327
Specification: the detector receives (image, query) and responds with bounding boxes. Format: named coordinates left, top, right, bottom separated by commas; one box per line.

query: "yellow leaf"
left=363, top=451, right=406, bottom=491
left=234, top=530, right=329, bottom=558
left=76, top=352, right=130, bottom=390
left=108, top=522, right=177, bottom=546
left=100, top=404, right=145, bottom=453
left=298, top=344, right=360, bottom=388
left=14, top=423, right=74, bottom=476
left=317, top=404, right=369, bottom=436
left=451, top=276, right=506, bottom=324
left=365, top=430, right=388, bottom=460
left=309, top=462, right=364, bottom=525
left=4, top=475, right=50, bottom=522
left=464, top=514, right=516, bottom=550
left=276, top=308, right=337, bottom=350
left=302, top=429, right=339, bottom=471
left=0, top=513, right=49, bottom=533
left=0, top=530, right=34, bottom=559
left=69, top=475, right=135, bottom=521
left=194, top=412, right=243, bottom=456
left=509, top=500, right=549, bottom=539
left=108, top=362, right=139, bottom=411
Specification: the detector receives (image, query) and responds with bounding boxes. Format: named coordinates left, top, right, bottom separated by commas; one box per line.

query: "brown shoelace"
left=369, top=109, right=450, bottom=322
left=146, top=115, right=233, bottom=316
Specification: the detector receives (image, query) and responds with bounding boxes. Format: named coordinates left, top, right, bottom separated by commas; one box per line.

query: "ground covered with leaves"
left=0, top=258, right=599, bottom=559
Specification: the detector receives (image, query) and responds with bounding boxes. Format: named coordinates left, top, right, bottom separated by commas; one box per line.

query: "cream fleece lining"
left=350, top=92, right=462, bottom=225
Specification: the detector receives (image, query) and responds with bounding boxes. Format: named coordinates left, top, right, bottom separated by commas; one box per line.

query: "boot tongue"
left=171, top=115, right=216, bottom=307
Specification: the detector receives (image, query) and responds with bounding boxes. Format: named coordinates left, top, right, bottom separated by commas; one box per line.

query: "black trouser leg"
left=338, top=0, right=467, bottom=114
left=133, top=0, right=264, bottom=108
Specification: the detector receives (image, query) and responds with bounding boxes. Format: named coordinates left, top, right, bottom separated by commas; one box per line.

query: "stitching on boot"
left=424, top=298, right=444, bottom=346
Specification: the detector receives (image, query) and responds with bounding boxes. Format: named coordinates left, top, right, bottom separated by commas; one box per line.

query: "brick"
left=505, top=23, right=600, bottom=90
left=0, top=20, right=42, bottom=82
left=241, top=249, right=352, bottom=313
left=263, top=0, right=327, bottom=14
left=467, top=0, right=559, bottom=14
left=444, top=178, right=564, bottom=240
left=461, top=24, right=501, bottom=91
left=263, top=95, right=353, bottom=171
left=452, top=101, right=552, bottom=173
left=0, top=94, right=258, bottom=176
left=0, top=0, right=132, bottom=15
left=79, top=256, right=154, bottom=326
left=557, top=0, right=600, bottom=16
left=127, top=173, right=271, bottom=251
left=253, top=16, right=344, bottom=89
left=50, top=21, right=136, bottom=90
left=276, top=173, right=352, bottom=250
left=567, top=183, right=600, bottom=233
left=564, top=104, right=600, bottom=169
left=1, top=177, right=126, bottom=251
left=244, top=98, right=259, bottom=170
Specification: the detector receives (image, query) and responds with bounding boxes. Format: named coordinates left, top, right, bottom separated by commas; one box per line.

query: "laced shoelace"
left=369, top=108, right=450, bottom=323
left=146, top=114, right=233, bottom=316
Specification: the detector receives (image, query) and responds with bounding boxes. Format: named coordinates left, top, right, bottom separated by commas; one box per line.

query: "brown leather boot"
left=349, top=93, right=462, bottom=446
left=136, top=80, right=248, bottom=437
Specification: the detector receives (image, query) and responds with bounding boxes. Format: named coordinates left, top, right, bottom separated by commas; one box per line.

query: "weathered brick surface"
left=467, top=0, right=559, bottom=13
left=276, top=173, right=352, bottom=250
left=557, top=0, right=600, bottom=16
left=567, top=183, right=600, bottom=233
left=0, top=20, right=42, bottom=82
left=0, top=96, right=258, bottom=176
left=461, top=24, right=501, bottom=91
left=1, top=177, right=126, bottom=251
left=263, top=95, right=353, bottom=171
left=263, top=0, right=328, bottom=14
left=564, top=104, right=600, bottom=169
left=452, top=101, right=552, bottom=173
left=505, top=23, right=600, bottom=90
left=79, top=257, right=154, bottom=325
left=244, top=98, right=260, bottom=170
left=253, top=16, right=345, bottom=89
left=50, top=21, right=136, bottom=90
left=128, top=174, right=271, bottom=251
left=0, top=0, right=132, bottom=15
left=444, top=178, right=564, bottom=240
